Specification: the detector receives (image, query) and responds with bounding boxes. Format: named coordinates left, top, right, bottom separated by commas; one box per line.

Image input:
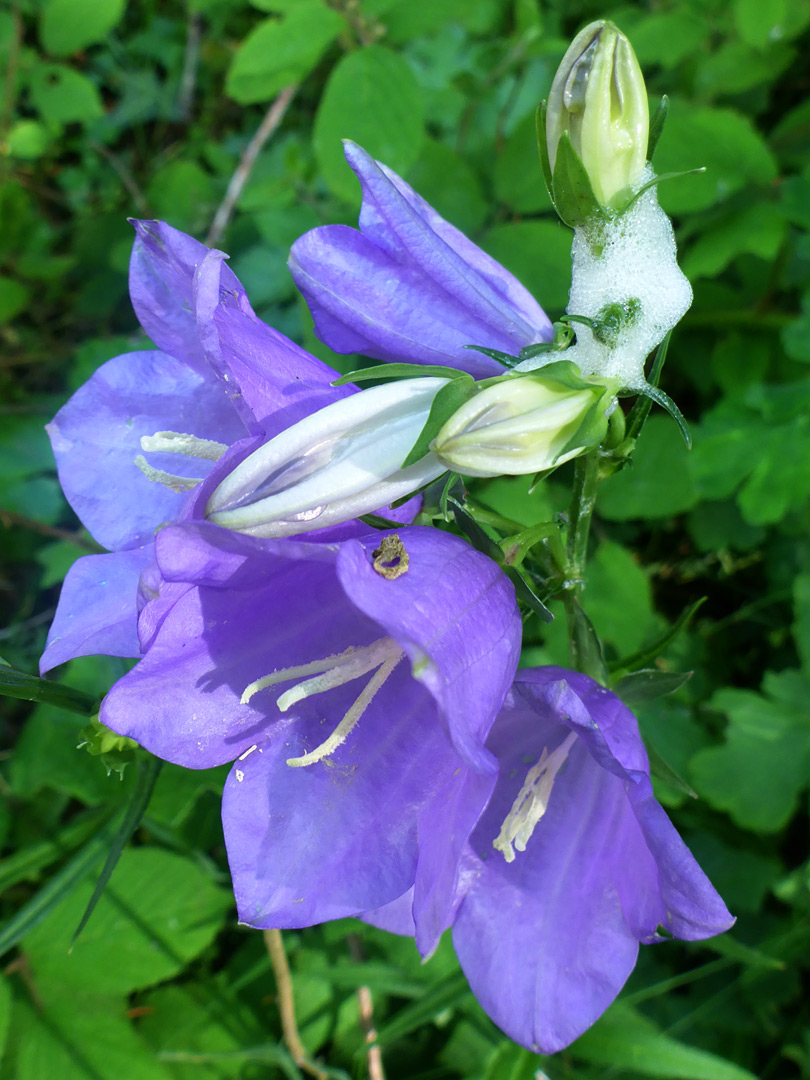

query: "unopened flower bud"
left=431, top=371, right=616, bottom=478
left=546, top=20, right=648, bottom=209
left=206, top=378, right=448, bottom=538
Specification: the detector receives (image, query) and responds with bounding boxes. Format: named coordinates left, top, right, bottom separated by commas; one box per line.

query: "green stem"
left=562, top=451, right=606, bottom=681
left=565, top=451, right=600, bottom=587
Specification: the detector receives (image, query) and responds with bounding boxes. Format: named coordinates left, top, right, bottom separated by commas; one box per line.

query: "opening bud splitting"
left=205, top=377, right=450, bottom=538
left=545, top=20, right=649, bottom=219
left=432, top=366, right=618, bottom=478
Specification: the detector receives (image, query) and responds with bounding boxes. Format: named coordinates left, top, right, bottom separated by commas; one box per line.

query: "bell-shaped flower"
left=289, top=141, right=553, bottom=378
left=40, top=220, right=413, bottom=675
left=365, top=667, right=734, bottom=1053
left=206, top=377, right=449, bottom=538
left=99, top=521, right=522, bottom=935
left=432, top=368, right=617, bottom=478
left=546, top=20, right=649, bottom=211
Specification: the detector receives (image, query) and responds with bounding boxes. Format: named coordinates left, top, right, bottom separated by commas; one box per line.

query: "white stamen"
left=238, top=744, right=258, bottom=760
left=240, top=640, right=399, bottom=706
left=140, top=431, right=228, bottom=461
left=286, top=651, right=403, bottom=768
left=134, top=455, right=202, bottom=492
left=493, top=730, right=579, bottom=863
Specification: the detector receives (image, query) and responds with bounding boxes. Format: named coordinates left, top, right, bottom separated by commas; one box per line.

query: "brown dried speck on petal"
left=372, top=534, right=409, bottom=579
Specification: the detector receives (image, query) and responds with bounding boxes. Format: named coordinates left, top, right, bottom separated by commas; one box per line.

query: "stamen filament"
left=134, top=455, right=203, bottom=492
left=493, top=730, right=579, bottom=863
left=286, top=651, right=403, bottom=768
left=140, top=431, right=228, bottom=461
left=241, top=640, right=399, bottom=706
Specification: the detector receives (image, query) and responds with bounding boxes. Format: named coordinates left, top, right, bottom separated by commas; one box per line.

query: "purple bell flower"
left=365, top=667, right=734, bottom=1053
left=99, top=521, right=522, bottom=936
left=289, top=142, right=554, bottom=378
left=40, top=220, right=395, bottom=674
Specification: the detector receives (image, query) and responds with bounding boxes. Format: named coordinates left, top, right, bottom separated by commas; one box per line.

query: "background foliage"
left=1, top=0, right=810, bottom=1076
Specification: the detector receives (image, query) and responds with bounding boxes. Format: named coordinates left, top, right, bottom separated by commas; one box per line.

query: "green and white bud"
left=206, top=378, right=449, bottom=538
left=546, top=20, right=648, bottom=210
left=431, top=368, right=617, bottom=478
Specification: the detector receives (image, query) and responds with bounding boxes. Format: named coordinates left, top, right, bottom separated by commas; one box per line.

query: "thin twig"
left=178, top=8, right=202, bottom=122
left=89, top=140, right=149, bottom=215
left=0, top=510, right=98, bottom=550
left=347, top=933, right=385, bottom=1079
left=263, top=928, right=330, bottom=1080
left=206, top=84, right=299, bottom=248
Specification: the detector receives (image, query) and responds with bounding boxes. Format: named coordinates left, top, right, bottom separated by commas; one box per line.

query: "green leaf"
left=0, top=664, right=98, bottom=715
left=653, top=100, right=777, bottom=214
left=12, top=988, right=176, bottom=1080
left=734, top=0, right=789, bottom=47
left=793, top=573, right=810, bottom=677
left=610, top=598, right=706, bottom=676
left=0, top=806, right=109, bottom=896
left=598, top=416, right=698, bottom=521
left=479, top=220, right=573, bottom=314
left=585, top=540, right=655, bottom=655
left=374, top=971, right=469, bottom=1047
left=28, top=64, right=103, bottom=125
left=407, top=138, right=487, bottom=234
left=401, top=375, right=476, bottom=467
left=23, top=847, right=232, bottom=995
left=629, top=13, right=706, bottom=69
left=146, top=161, right=214, bottom=235
left=71, top=757, right=162, bottom=946
left=691, top=675, right=810, bottom=832
left=0, top=817, right=118, bottom=958
left=573, top=1002, right=758, bottom=1079
left=0, top=276, right=30, bottom=324
left=0, top=967, right=11, bottom=1063
left=683, top=202, right=787, bottom=280
left=314, top=46, right=424, bottom=203
left=493, top=111, right=552, bottom=214
left=6, top=119, right=51, bottom=159
left=225, top=3, right=344, bottom=104
left=39, top=0, right=126, bottom=56
left=637, top=383, right=692, bottom=449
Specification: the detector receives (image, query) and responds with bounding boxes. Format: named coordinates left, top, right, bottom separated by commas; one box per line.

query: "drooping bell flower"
left=99, top=520, right=522, bottom=938
left=289, top=141, right=554, bottom=378
left=39, top=220, right=410, bottom=673
left=364, top=667, right=734, bottom=1053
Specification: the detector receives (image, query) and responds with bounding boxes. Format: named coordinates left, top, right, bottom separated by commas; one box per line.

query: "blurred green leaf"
left=225, top=2, right=343, bottom=105
left=23, top=847, right=232, bottom=995
left=598, top=416, right=698, bottom=521
left=39, top=0, right=126, bottom=57
left=6, top=119, right=51, bottom=159
left=480, top=220, right=572, bottom=314
left=28, top=64, right=104, bottom=125
left=0, top=276, right=30, bottom=325
left=573, top=1002, right=758, bottom=1079
left=314, top=45, right=424, bottom=203
left=654, top=100, right=777, bottom=214
left=682, top=202, right=786, bottom=280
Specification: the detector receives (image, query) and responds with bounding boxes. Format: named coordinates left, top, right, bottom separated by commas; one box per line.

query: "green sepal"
left=358, top=512, right=404, bottom=529
left=78, top=715, right=138, bottom=779
left=535, top=100, right=554, bottom=203
left=568, top=598, right=608, bottom=685
left=612, top=668, right=692, bottom=705
left=609, top=597, right=706, bottom=676
left=624, top=331, right=671, bottom=444
left=403, top=374, right=477, bottom=467
left=447, top=496, right=503, bottom=563
left=620, top=166, right=706, bottom=216
left=0, top=659, right=99, bottom=716
left=462, top=344, right=521, bottom=367
left=331, top=362, right=465, bottom=385
left=439, top=473, right=464, bottom=520
left=647, top=743, right=698, bottom=800
left=551, top=131, right=607, bottom=229
left=647, top=94, right=669, bottom=162
left=637, top=382, right=692, bottom=449
left=505, top=566, right=553, bottom=623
